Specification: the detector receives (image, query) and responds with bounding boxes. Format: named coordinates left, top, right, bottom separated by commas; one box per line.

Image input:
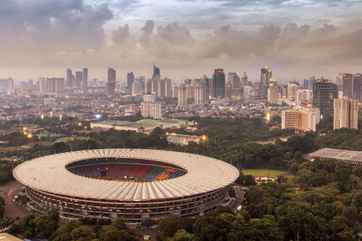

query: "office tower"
left=287, top=82, right=299, bottom=101
left=243, top=85, right=254, bottom=102
left=39, top=78, right=64, bottom=95
left=267, top=80, right=281, bottom=105
left=82, top=68, right=88, bottom=92
left=259, top=67, right=272, bottom=99
left=153, top=65, right=161, bottom=79
left=282, top=107, right=321, bottom=132
left=131, top=78, right=144, bottom=96
left=0, top=78, right=14, bottom=94
left=212, top=69, right=225, bottom=98
left=75, top=71, right=83, bottom=89
left=296, top=89, right=313, bottom=107
left=334, top=97, right=359, bottom=130
left=241, top=72, right=248, bottom=86
left=141, top=94, right=162, bottom=119
left=107, top=68, right=117, bottom=96
left=66, top=69, right=74, bottom=88
left=313, top=81, right=338, bottom=120
left=225, top=81, right=232, bottom=99
left=303, top=77, right=316, bottom=90
left=152, top=77, right=159, bottom=96
left=228, top=72, right=242, bottom=100
left=228, top=72, right=241, bottom=89
left=127, top=72, right=135, bottom=94
left=342, top=73, right=362, bottom=101
left=146, top=78, right=152, bottom=94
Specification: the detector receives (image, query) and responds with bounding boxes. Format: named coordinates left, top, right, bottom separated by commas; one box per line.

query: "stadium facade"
left=13, top=149, right=239, bottom=223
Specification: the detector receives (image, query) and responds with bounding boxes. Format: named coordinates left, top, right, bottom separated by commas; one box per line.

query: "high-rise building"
left=282, top=107, right=320, bottom=132
left=107, top=68, right=117, bottom=96
left=0, top=78, right=14, bottom=94
left=82, top=68, right=88, bottom=92
left=342, top=73, right=362, bottom=101
left=39, top=78, right=64, bottom=95
left=177, top=84, right=188, bottom=107
left=131, top=78, right=144, bottom=96
left=241, top=72, right=248, bottom=86
left=141, top=94, right=162, bottom=119
left=334, top=97, right=359, bottom=130
left=313, top=81, right=338, bottom=120
left=212, top=69, right=225, bottom=98
left=287, top=82, right=299, bottom=102
left=75, top=71, right=83, bottom=89
left=153, top=65, right=161, bottom=79
left=296, top=89, right=313, bottom=107
left=259, top=67, right=272, bottom=99
left=127, top=72, right=135, bottom=94
left=193, top=79, right=209, bottom=105
left=303, top=77, right=316, bottom=90
left=165, top=78, right=172, bottom=98
left=243, top=85, right=254, bottom=102
left=145, top=78, right=152, bottom=94
left=228, top=72, right=243, bottom=100
left=66, top=69, right=74, bottom=88
left=267, top=80, right=281, bottom=105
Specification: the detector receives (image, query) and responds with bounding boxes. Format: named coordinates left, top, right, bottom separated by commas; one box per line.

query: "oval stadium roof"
left=13, top=149, right=239, bottom=202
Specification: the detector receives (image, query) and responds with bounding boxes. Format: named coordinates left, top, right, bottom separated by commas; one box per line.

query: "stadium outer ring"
left=13, top=149, right=240, bottom=223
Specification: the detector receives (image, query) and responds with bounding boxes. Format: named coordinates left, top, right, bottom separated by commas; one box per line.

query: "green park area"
left=242, top=169, right=289, bottom=177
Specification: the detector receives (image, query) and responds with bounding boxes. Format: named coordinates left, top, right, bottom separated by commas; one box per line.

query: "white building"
left=39, top=78, right=64, bottom=95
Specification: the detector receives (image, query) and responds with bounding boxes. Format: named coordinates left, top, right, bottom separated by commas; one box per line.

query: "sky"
left=0, top=0, right=362, bottom=82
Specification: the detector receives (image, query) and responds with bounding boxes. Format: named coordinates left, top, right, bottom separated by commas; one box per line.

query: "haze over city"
left=1, top=0, right=362, bottom=81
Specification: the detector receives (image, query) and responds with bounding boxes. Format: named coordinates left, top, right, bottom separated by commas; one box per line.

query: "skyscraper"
left=194, top=80, right=209, bottom=105
left=334, top=97, right=359, bottom=130
left=66, top=69, right=74, bottom=88
left=342, top=73, right=362, bottom=101
left=313, top=80, right=338, bottom=120
left=303, top=77, right=316, bottom=90
left=82, top=68, right=88, bottom=92
left=212, top=69, right=225, bottom=98
left=259, top=67, right=272, bottom=99
left=132, top=77, right=144, bottom=96
left=107, top=68, right=117, bottom=96
left=153, top=65, right=161, bottom=79
left=127, top=72, right=135, bottom=94
left=267, top=80, right=281, bottom=105
left=75, top=71, right=83, bottom=89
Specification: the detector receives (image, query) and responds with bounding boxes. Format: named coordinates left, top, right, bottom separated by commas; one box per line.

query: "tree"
left=52, top=142, right=70, bottom=153
left=167, top=229, right=194, bottom=241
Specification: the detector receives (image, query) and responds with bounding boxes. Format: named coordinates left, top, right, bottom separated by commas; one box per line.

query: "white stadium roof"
left=13, top=149, right=239, bottom=202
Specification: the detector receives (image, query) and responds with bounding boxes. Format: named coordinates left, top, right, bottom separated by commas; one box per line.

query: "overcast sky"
left=0, top=0, right=362, bottom=82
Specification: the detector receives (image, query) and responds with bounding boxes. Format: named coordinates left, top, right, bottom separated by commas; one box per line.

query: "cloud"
left=0, top=0, right=113, bottom=55
left=112, top=24, right=130, bottom=44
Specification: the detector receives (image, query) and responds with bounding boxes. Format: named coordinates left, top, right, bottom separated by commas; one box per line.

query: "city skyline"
left=0, top=0, right=362, bottom=80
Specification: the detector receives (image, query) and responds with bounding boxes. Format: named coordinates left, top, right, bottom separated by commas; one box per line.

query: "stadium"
left=13, top=149, right=239, bottom=224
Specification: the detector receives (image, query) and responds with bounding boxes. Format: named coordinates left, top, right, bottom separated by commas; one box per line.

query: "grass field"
left=242, top=169, right=289, bottom=177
